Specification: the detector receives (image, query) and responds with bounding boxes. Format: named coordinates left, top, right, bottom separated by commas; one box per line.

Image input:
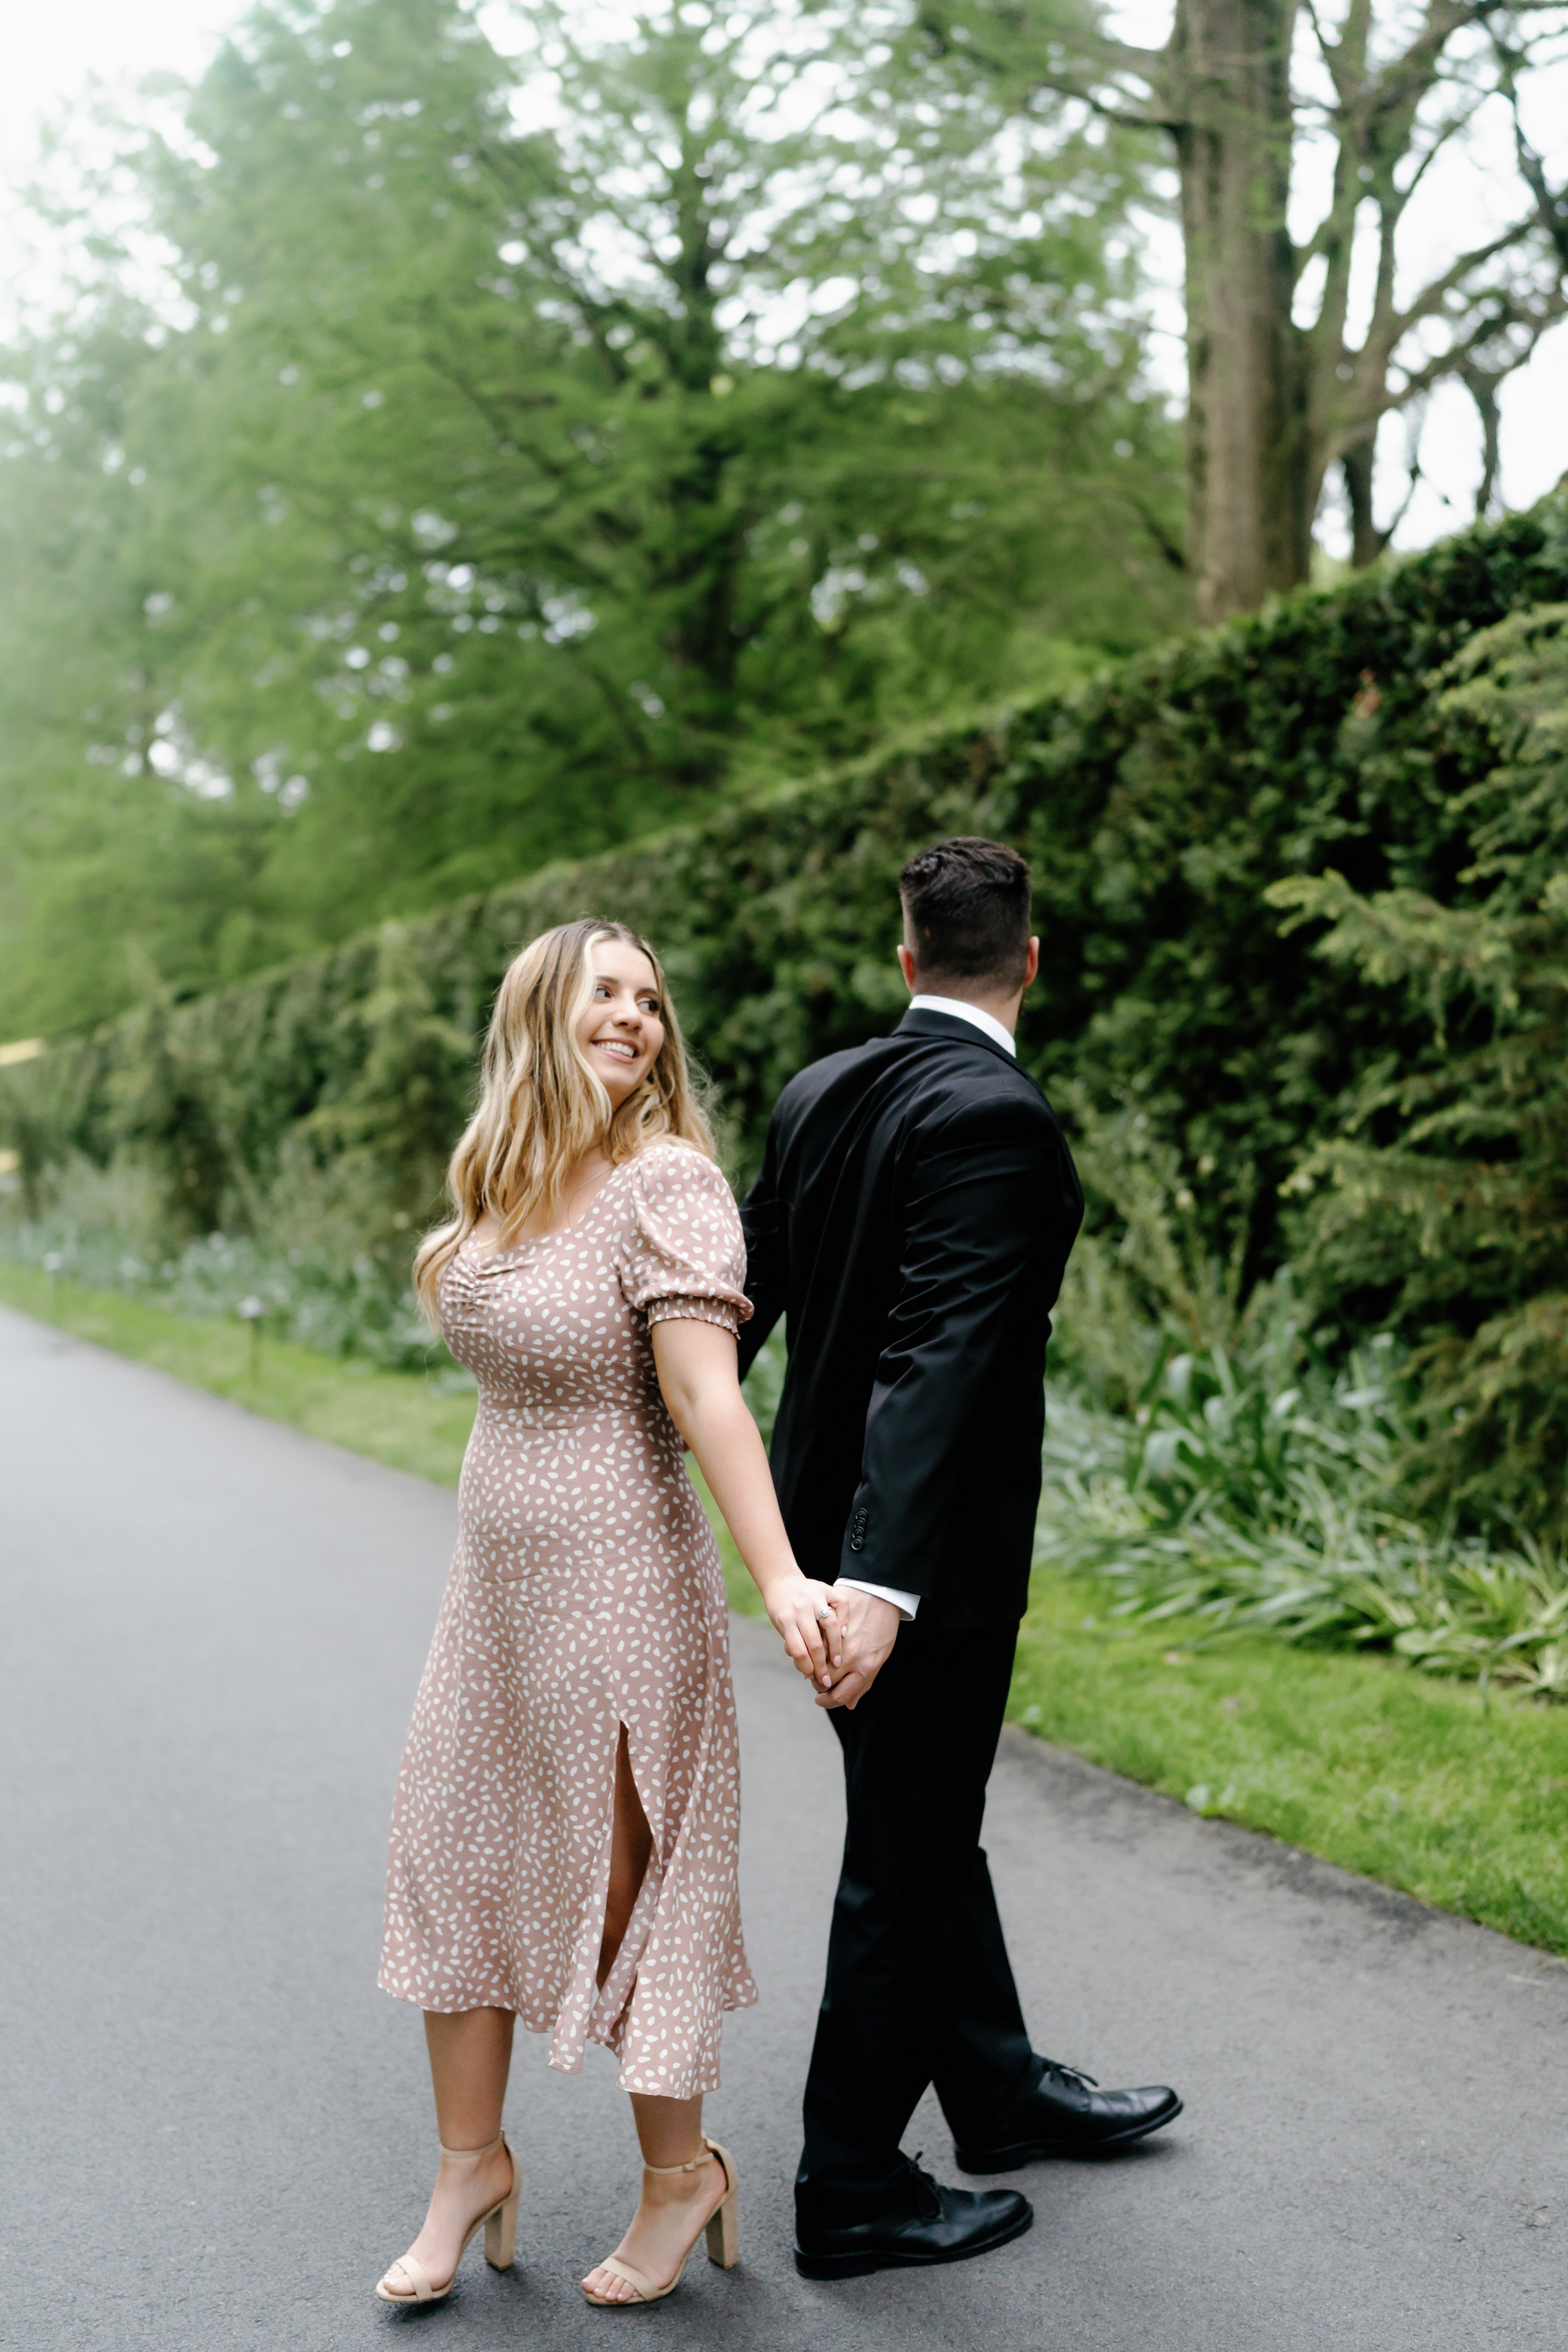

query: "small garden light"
left=237, top=1294, right=265, bottom=1374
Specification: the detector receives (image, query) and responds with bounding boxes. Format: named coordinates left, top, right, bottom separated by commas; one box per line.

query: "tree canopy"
left=0, top=0, right=1185, bottom=1039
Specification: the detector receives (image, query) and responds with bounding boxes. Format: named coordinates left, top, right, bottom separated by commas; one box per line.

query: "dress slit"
left=596, top=1716, right=655, bottom=1978
left=584, top=1716, right=658, bottom=2054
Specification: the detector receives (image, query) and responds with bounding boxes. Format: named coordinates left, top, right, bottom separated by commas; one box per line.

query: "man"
left=737, top=836, right=1181, bottom=2281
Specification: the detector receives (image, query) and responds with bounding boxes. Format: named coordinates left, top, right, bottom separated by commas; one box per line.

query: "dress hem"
left=375, top=1971, right=758, bottom=2100
left=374, top=1975, right=759, bottom=2026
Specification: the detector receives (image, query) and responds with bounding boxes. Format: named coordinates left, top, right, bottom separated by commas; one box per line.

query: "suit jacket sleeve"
left=736, top=1111, right=787, bottom=1381
left=842, top=1089, right=1077, bottom=1601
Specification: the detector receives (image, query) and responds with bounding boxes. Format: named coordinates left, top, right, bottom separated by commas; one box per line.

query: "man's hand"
left=816, top=1589, right=902, bottom=1710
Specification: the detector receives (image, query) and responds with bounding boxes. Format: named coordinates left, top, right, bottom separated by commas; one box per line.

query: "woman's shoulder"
left=624, top=1136, right=728, bottom=1189
left=611, top=1137, right=747, bottom=1306
left=616, top=1138, right=740, bottom=1228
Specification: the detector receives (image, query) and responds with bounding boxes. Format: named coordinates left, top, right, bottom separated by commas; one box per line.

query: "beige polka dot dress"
left=379, top=1141, right=758, bottom=2096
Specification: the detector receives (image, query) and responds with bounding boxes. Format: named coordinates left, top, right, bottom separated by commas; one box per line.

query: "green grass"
left=1011, top=1570, right=1568, bottom=1953
left=7, top=1263, right=1568, bottom=1954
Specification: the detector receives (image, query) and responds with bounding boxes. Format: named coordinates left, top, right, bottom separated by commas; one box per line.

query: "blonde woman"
left=374, top=918, right=843, bottom=2310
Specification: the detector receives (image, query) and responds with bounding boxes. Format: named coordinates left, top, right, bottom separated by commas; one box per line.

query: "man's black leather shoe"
left=795, top=2157, right=1032, bottom=2280
left=954, top=2058, right=1182, bottom=2171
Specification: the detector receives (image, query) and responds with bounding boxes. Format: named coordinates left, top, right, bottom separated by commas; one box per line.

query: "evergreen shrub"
left=1269, top=602, right=1568, bottom=1534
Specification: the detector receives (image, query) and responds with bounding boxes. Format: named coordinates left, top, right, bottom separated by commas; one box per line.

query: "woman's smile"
left=576, top=941, right=666, bottom=1105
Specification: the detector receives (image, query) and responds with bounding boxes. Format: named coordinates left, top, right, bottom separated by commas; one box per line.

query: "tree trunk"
left=1173, top=0, right=1310, bottom=623
left=1341, top=437, right=1386, bottom=568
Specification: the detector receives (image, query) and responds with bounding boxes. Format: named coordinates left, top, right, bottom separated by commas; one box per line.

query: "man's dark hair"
left=898, top=836, right=1032, bottom=991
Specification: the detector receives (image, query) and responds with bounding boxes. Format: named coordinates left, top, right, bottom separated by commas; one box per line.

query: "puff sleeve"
left=616, top=1143, right=753, bottom=1337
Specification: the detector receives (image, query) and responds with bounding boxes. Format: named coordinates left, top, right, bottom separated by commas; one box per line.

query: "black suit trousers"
left=795, top=1617, right=1038, bottom=2221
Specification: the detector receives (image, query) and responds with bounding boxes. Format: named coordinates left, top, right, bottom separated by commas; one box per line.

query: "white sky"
left=0, top=2, right=238, bottom=186
left=3, top=0, right=1564, bottom=558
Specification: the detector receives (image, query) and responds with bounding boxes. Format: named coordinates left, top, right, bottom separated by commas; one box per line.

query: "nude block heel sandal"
left=583, top=2137, right=739, bottom=2307
left=374, top=2131, right=520, bottom=2305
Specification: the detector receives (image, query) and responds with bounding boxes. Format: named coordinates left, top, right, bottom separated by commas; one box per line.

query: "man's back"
left=766, top=841, right=1180, bottom=2271
left=739, top=1007, right=1082, bottom=1630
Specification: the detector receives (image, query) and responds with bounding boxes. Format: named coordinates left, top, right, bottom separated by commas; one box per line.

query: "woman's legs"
left=598, top=1724, right=654, bottom=1985
left=582, top=1731, right=728, bottom=2303
left=377, top=2007, right=517, bottom=2299
left=426, top=2005, right=516, bottom=2146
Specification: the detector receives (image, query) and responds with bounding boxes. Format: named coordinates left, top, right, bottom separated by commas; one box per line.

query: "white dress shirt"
left=837, top=991, right=1018, bottom=1622
left=906, top=993, right=1017, bottom=1057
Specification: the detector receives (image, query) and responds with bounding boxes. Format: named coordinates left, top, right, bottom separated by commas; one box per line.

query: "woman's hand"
left=760, top=1572, right=848, bottom=1691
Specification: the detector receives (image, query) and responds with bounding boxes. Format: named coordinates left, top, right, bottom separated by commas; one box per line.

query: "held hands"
left=760, top=1572, right=849, bottom=1692
left=758, top=1573, right=901, bottom=1708
left=814, top=1587, right=901, bottom=1711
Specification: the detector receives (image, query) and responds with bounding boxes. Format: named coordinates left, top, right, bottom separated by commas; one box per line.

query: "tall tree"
left=917, top=0, right=1568, bottom=620
left=152, top=0, right=1176, bottom=777
left=0, top=0, right=1185, bottom=1034
left=0, top=304, right=291, bottom=1037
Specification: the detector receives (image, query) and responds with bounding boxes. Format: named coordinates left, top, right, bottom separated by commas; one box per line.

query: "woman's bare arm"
left=651, top=1318, right=845, bottom=1688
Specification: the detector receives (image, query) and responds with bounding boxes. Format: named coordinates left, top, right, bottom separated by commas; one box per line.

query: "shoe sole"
left=793, top=2203, right=1033, bottom=2281
left=955, top=2096, right=1183, bottom=2174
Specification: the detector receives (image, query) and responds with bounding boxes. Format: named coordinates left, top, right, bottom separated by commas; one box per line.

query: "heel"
left=702, top=2140, right=740, bottom=2270
left=704, top=2190, right=738, bottom=2269
left=484, top=2134, right=521, bottom=2271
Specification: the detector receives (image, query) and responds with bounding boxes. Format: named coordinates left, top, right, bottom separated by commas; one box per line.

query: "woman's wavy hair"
left=413, top=918, right=714, bottom=1321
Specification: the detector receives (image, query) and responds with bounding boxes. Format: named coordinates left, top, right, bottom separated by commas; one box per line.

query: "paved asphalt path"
left=4, top=1301, right=1567, bottom=2349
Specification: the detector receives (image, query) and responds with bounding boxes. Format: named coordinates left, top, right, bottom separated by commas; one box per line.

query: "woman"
left=374, top=918, right=842, bottom=2310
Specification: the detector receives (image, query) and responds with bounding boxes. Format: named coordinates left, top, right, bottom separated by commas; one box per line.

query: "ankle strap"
left=642, top=2135, right=715, bottom=2177
left=439, top=2130, right=505, bottom=2159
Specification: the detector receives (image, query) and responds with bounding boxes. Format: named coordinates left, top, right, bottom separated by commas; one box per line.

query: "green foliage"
left=4, top=497, right=1567, bottom=1316
left=1044, top=1083, right=1260, bottom=1409
left=0, top=1150, right=454, bottom=1370
left=0, top=0, right=1183, bottom=1038
left=1033, top=1076, right=1568, bottom=1702
left=0, top=305, right=293, bottom=1036
left=1273, top=603, right=1568, bottom=1535
left=293, top=921, right=475, bottom=1251
left=1038, top=1342, right=1568, bottom=1699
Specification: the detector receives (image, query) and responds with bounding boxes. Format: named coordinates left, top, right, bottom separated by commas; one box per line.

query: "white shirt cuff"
left=837, top=1576, right=920, bottom=1621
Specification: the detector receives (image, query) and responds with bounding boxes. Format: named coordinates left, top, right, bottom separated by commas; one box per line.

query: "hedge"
left=5, top=495, right=1567, bottom=1286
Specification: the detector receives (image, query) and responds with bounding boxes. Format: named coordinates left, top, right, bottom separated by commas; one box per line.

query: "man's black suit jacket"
left=737, top=1006, right=1083, bottom=1631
